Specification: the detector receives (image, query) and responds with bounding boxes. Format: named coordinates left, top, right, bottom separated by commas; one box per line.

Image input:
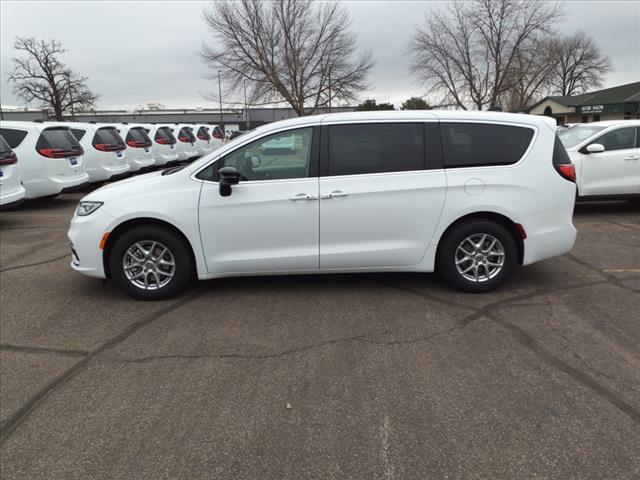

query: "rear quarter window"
left=553, top=135, right=572, bottom=165
left=441, top=123, right=534, bottom=168
left=0, top=128, right=28, bottom=149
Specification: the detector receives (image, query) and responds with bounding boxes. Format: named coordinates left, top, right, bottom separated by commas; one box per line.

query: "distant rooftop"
left=530, top=81, right=640, bottom=110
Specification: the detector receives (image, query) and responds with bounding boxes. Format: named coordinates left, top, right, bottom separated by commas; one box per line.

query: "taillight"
left=39, top=148, right=68, bottom=158
left=94, top=143, right=123, bottom=152
left=127, top=140, right=149, bottom=148
left=178, top=136, right=191, bottom=143
left=156, top=138, right=171, bottom=145
left=0, top=153, right=18, bottom=165
left=212, top=132, right=223, bottom=139
left=555, top=164, right=576, bottom=182
left=197, top=134, right=207, bottom=140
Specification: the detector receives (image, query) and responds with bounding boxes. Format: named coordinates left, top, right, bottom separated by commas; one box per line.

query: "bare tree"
left=201, top=0, right=373, bottom=116
left=409, top=0, right=563, bottom=110
left=8, top=37, right=98, bottom=120
left=546, top=31, right=610, bottom=96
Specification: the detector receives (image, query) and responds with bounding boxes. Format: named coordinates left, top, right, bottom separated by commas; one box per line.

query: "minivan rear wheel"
left=437, top=220, right=516, bottom=293
left=109, top=225, right=192, bottom=300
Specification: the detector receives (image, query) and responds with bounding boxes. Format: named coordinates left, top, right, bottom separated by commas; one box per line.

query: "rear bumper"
left=522, top=223, right=577, bottom=265
left=60, top=181, right=90, bottom=194
left=0, top=184, right=27, bottom=209
left=24, top=173, right=91, bottom=199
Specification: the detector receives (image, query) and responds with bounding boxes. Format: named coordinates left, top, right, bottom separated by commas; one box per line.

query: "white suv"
left=171, top=124, right=198, bottom=161
left=558, top=120, right=640, bottom=199
left=0, top=121, right=89, bottom=199
left=68, top=111, right=577, bottom=300
left=48, top=122, right=130, bottom=183
left=117, top=124, right=155, bottom=172
left=141, top=124, right=179, bottom=167
left=0, top=135, right=26, bottom=209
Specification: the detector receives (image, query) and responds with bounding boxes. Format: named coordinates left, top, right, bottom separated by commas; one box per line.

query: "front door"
left=198, top=127, right=320, bottom=274
left=580, top=126, right=640, bottom=196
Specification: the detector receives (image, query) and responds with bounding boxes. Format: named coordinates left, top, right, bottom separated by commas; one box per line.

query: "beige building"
left=528, top=81, right=640, bottom=124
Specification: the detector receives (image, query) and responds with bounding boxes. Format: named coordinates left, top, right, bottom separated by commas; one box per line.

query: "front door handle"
left=289, top=193, right=318, bottom=201
left=624, top=155, right=639, bottom=161
left=321, top=190, right=349, bottom=199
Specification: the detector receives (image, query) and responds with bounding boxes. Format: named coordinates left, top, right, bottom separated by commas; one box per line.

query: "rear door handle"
left=624, top=155, right=639, bottom=160
left=321, top=190, right=349, bottom=199
left=289, top=193, right=318, bottom=201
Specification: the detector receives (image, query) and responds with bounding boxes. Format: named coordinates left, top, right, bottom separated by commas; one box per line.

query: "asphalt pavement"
left=1, top=195, right=639, bottom=479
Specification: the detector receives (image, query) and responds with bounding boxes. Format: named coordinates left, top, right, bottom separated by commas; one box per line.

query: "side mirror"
left=218, top=166, right=240, bottom=197
left=585, top=143, right=605, bottom=154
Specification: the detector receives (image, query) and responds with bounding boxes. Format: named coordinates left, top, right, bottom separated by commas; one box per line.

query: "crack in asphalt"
left=565, top=252, right=640, bottom=294
left=0, top=253, right=69, bottom=273
left=0, top=344, right=89, bottom=358
left=0, top=288, right=207, bottom=445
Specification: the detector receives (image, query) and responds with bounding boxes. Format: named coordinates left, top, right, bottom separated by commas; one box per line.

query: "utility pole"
left=218, top=69, right=224, bottom=135
left=328, top=68, right=332, bottom=113
left=243, top=79, right=249, bottom=130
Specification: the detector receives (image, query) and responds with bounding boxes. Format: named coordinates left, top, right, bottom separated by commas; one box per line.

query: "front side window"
left=592, top=127, right=637, bottom=151
left=441, top=123, right=534, bottom=168
left=0, top=128, right=28, bottom=149
left=197, top=127, right=313, bottom=181
left=328, top=123, right=424, bottom=176
left=558, top=125, right=606, bottom=149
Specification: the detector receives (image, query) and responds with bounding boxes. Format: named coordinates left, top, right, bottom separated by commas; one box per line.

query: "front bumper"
left=67, top=210, right=116, bottom=279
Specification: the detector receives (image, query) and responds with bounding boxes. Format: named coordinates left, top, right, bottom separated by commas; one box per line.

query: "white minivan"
left=141, top=124, right=179, bottom=167
left=171, top=124, right=198, bottom=161
left=0, top=135, right=26, bottom=209
left=68, top=111, right=577, bottom=300
left=48, top=122, right=130, bottom=183
left=558, top=120, right=640, bottom=199
left=117, top=124, right=155, bottom=173
left=193, top=124, right=214, bottom=157
left=0, top=121, right=89, bottom=199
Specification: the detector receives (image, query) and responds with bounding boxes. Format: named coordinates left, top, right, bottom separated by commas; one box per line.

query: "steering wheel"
left=239, top=157, right=256, bottom=181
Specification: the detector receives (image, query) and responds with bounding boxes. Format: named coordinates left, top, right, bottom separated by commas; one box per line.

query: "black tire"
left=109, top=225, right=193, bottom=300
left=436, top=220, right=517, bottom=293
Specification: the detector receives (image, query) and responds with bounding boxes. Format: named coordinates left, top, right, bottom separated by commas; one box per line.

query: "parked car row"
left=0, top=121, right=224, bottom=208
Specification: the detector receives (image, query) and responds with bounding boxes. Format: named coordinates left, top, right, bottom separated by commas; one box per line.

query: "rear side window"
left=178, top=127, right=196, bottom=143
left=155, top=127, right=176, bottom=144
left=441, top=123, right=534, bottom=168
left=552, top=135, right=572, bottom=165
left=93, top=127, right=125, bottom=148
left=328, top=123, right=424, bottom=176
left=125, top=127, right=152, bottom=147
left=0, top=128, right=28, bottom=149
left=197, top=126, right=211, bottom=141
left=70, top=128, right=86, bottom=141
left=36, top=128, right=82, bottom=152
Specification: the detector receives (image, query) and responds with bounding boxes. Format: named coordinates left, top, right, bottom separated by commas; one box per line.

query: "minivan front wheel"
left=110, top=226, right=192, bottom=300
left=437, top=220, right=516, bottom=293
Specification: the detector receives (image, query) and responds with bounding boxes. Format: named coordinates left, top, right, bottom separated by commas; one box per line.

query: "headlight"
left=76, top=201, right=103, bottom=216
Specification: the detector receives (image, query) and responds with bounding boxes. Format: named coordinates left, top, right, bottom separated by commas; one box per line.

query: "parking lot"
left=0, top=194, right=639, bottom=479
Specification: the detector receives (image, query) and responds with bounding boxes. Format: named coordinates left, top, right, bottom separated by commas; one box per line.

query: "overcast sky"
left=1, top=0, right=638, bottom=110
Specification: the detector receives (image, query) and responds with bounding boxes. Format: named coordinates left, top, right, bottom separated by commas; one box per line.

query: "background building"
left=528, top=82, right=640, bottom=124
left=0, top=106, right=356, bottom=131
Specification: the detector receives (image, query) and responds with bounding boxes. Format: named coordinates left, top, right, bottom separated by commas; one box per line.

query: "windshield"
left=558, top=125, right=607, bottom=149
